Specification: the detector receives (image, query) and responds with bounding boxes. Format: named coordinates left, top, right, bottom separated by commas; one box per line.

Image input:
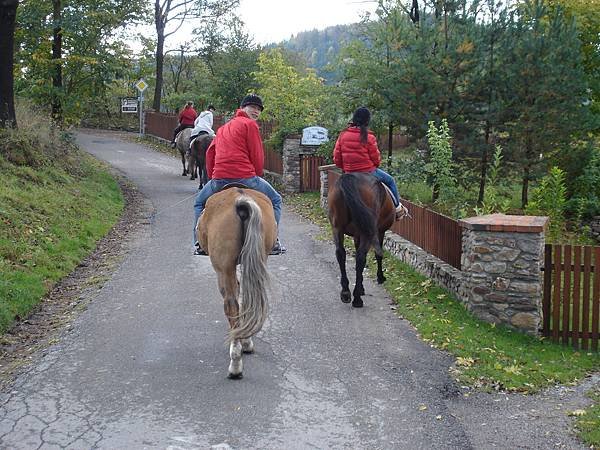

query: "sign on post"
left=301, top=126, right=329, bottom=146
left=135, top=79, right=148, bottom=137
left=121, top=97, right=138, bottom=113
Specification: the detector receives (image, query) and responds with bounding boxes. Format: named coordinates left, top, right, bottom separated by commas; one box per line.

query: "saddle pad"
left=381, top=182, right=395, bottom=203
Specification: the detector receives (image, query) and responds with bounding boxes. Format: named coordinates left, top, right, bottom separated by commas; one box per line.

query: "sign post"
left=134, top=79, right=148, bottom=137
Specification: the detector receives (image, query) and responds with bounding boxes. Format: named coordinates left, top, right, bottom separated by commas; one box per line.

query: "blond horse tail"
left=227, top=195, right=270, bottom=343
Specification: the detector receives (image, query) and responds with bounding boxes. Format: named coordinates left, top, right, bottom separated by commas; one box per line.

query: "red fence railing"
left=300, top=155, right=325, bottom=192
left=265, top=149, right=283, bottom=175
left=542, top=244, right=600, bottom=351
left=145, top=112, right=178, bottom=141
left=327, top=170, right=462, bottom=269
left=145, top=111, right=273, bottom=142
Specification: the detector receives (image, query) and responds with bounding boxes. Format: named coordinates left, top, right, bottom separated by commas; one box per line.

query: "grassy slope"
left=0, top=113, right=123, bottom=334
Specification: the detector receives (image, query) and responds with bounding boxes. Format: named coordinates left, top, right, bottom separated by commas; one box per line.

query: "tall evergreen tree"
left=500, top=0, right=592, bottom=207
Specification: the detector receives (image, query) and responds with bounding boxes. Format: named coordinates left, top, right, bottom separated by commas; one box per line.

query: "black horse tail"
left=339, top=174, right=377, bottom=238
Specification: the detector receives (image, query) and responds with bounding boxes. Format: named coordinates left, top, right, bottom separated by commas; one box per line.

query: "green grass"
left=574, top=386, right=600, bottom=446
left=0, top=109, right=124, bottom=334
left=285, top=191, right=600, bottom=393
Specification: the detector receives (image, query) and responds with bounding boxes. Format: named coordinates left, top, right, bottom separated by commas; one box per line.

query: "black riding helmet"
left=240, top=94, right=264, bottom=111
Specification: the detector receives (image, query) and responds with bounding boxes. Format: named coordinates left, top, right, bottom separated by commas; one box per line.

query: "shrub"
left=525, top=166, right=567, bottom=241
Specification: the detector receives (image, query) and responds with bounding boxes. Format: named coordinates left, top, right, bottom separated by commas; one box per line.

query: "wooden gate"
left=300, top=155, right=324, bottom=192
left=542, top=244, right=600, bottom=350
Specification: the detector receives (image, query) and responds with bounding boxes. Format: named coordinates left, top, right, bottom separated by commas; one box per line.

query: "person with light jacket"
left=190, top=105, right=216, bottom=144
left=333, top=106, right=408, bottom=220
left=192, top=94, right=286, bottom=256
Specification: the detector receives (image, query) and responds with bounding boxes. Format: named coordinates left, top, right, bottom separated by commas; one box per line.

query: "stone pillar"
left=282, top=135, right=301, bottom=193
left=318, top=164, right=337, bottom=209
left=459, top=214, right=549, bottom=335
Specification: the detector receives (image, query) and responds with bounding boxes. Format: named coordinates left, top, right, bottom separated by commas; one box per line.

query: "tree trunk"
left=521, top=135, right=533, bottom=208
left=153, top=27, right=165, bottom=111
left=51, top=0, right=63, bottom=123
left=0, top=0, right=18, bottom=128
left=478, top=122, right=491, bottom=204
left=387, top=122, right=393, bottom=162
left=521, top=165, right=530, bottom=209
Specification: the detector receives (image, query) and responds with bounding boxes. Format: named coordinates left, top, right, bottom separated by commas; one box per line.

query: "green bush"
left=525, top=167, right=567, bottom=241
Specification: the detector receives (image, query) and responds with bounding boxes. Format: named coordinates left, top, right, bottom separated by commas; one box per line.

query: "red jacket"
left=333, top=127, right=381, bottom=173
left=178, top=107, right=197, bottom=126
left=206, top=109, right=264, bottom=179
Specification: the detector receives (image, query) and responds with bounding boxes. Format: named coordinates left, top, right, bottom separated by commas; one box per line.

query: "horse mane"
left=339, top=174, right=377, bottom=238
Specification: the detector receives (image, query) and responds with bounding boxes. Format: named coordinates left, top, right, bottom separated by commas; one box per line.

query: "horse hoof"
left=341, top=292, right=351, bottom=303
left=352, top=298, right=364, bottom=308
left=228, top=372, right=243, bottom=380
left=182, top=172, right=187, bottom=176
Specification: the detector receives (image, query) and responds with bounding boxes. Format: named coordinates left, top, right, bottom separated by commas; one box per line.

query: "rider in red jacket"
left=193, top=94, right=285, bottom=256
left=171, top=101, right=197, bottom=146
left=333, top=107, right=408, bottom=220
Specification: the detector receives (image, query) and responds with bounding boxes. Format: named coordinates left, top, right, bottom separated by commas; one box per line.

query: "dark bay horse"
left=187, top=134, right=213, bottom=188
left=197, top=186, right=277, bottom=379
left=327, top=172, right=395, bottom=308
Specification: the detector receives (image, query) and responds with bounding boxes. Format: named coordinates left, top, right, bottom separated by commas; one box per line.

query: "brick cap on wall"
left=459, top=214, right=549, bottom=233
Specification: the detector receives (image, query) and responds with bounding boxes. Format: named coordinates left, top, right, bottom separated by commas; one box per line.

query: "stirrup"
left=395, top=203, right=410, bottom=220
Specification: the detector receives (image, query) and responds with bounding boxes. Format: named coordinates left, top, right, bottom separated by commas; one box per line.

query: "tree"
left=254, top=49, right=328, bottom=146
left=0, top=0, right=18, bottom=128
left=500, top=0, right=592, bottom=207
left=15, top=0, right=147, bottom=124
left=544, top=0, right=600, bottom=122
left=151, top=0, right=237, bottom=112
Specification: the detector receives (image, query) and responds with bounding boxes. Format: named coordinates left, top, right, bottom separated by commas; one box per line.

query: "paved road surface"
left=0, top=130, right=594, bottom=449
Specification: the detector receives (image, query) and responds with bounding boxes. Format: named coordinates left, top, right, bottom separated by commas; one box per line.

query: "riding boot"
left=193, top=242, right=208, bottom=256
left=395, top=203, right=410, bottom=221
left=269, top=237, right=287, bottom=255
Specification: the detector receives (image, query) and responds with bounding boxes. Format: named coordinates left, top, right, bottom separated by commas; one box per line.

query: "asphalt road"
left=0, top=130, right=595, bottom=449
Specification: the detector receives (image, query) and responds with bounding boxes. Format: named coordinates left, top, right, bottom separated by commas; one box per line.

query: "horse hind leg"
left=352, top=237, right=371, bottom=308
left=217, top=270, right=244, bottom=379
left=241, top=338, right=254, bottom=353
left=334, top=229, right=351, bottom=303
left=374, top=232, right=386, bottom=284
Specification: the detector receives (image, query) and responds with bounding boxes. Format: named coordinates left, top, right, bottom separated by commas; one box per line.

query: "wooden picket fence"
left=542, top=244, right=600, bottom=351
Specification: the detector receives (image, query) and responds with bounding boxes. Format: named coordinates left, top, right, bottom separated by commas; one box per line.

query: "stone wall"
left=384, top=233, right=469, bottom=303
left=459, top=217, right=547, bottom=335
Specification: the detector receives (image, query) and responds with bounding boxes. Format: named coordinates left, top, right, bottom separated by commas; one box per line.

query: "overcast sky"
left=237, top=0, right=378, bottom=45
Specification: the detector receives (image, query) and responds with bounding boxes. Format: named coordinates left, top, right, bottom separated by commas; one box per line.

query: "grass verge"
left=0, top=104, right=124, bottom=334
left=573, top=386, right=600, bottom=447
left=285, top=191, right=600, bottom=394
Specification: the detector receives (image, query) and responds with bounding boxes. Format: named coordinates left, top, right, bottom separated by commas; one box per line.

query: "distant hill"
left=272, top=24, right=361, bottom=83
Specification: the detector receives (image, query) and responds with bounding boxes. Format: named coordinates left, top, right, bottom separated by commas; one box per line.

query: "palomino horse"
left=187, top=134, right=213, bottom=188
left=327, top=172, right=395, bottom=308
left=175, top=127, right=192, bottom=176
left=197, top=186, right=277, bottom=379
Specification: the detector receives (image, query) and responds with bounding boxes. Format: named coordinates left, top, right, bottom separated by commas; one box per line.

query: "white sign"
left=301, top=126, right=329, bottom=146
left=135, top=79, right=148, bottom=92
left=121, top=97, right=138, bottom=113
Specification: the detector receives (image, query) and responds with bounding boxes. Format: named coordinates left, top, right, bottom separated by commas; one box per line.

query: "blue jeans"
left=193, top=176, right=282, bottom=243
left=371, top=168, right=400, bottom=206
